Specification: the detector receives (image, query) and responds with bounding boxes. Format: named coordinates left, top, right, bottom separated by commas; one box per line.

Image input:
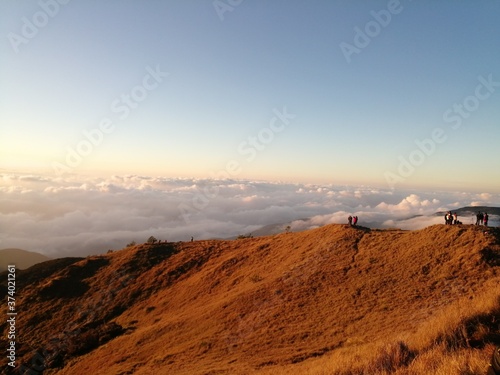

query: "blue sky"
left=1, top=0, right=500, bottom=190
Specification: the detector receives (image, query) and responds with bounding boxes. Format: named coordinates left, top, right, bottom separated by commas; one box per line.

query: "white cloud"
left=0, top=173, right=499, bottom=258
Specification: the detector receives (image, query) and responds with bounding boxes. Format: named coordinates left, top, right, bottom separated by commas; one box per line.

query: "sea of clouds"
left=1, top=173, right=498, bottom=258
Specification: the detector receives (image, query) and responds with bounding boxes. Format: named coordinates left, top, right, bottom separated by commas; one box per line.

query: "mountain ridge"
left=237, top=206, right=500, bottom=238
left=1, top=224, right=500, bottom=374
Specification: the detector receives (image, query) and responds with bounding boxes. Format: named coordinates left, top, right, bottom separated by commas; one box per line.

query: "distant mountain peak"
left=0, top=248, right=51, bottom=272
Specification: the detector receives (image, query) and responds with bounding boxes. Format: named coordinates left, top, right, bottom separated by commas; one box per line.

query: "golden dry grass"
left=1, top=224, right=499, bottom=374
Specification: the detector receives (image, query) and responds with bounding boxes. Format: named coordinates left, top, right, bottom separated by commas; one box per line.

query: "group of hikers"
left=476, top=211, right=489, bottom=226
left=347, top=215, right=358, bottom=226
left=444, top=211, right=490, bottom=226
left=444, top=212, right=461, bottom=225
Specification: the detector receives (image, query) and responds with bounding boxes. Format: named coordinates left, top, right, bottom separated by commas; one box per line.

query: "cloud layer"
left=1, top=173, right=498, bottom=258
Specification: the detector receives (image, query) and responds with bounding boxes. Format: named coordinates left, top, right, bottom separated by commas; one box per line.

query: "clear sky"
left=1, top=0, right=500, bottom=191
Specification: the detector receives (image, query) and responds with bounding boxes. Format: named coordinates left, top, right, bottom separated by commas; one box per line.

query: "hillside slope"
left=1, top=224, right=500, bottom=374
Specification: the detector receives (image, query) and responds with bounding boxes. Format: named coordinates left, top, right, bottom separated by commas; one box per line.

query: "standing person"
left=453, top=212, right=458, bottom=225
left=476, top=212, right=483, bottom=225
left=484, top=213, right=489, bottom=227
left=480, top=212, right=484, bottom=225
left=353, top=216, right=358, bottom=226
left=446, top=212, right=452, bottom=225
left=348, top=215, right=353, bottom=226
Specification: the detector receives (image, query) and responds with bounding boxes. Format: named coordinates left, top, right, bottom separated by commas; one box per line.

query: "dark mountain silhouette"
left=436, top=206, right=500, bottom=216
left=452, top=206, right=500, bottom=215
